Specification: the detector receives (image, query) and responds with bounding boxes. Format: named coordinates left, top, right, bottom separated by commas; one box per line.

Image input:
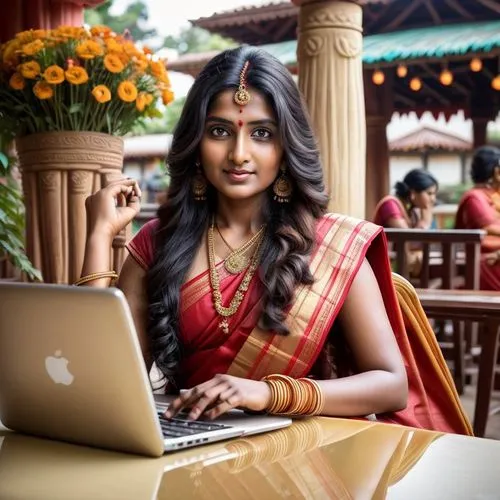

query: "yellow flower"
left=65, top=66, right=89, bottom=85
left=150, top=60, right=165, bottom=79
left=31, top=29, right=48, bottom=40
left=135, top=92, right=148, bottom=112
left=92, top=85, right=111, bottom=103
left=104, top=38, right=123, bottom=53
left=103, top=54, right=125, bottom=73
left=22, top=39, right=44, bottom=56
left=20, top=60, right=41, bottom=79
left=33, top=81, right=53, bottom=100
left=76, top=40, right=103, bottom=60
left=161, top=88, right=174, bottom=105
left=90, top=25, right=113, bottom=38
left=134, top=57, right=148, bottom=72
left=44, top=65, right=65, bottom=85
left=2, top=40, right=21, bottom=67
left=117, top=81, right=138, bottom=103
left=9, top=72, right=25, bottom=90
left=144, top=93, right=154, bottom=106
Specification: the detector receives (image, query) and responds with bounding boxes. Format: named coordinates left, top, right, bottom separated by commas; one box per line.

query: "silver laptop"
left=0, top=283, right=291, bottom=457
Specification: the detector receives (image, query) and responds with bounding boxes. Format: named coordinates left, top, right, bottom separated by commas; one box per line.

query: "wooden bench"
left=417, top=288, right=500, bottom=437
left=384, top=228, right=484, bottom=290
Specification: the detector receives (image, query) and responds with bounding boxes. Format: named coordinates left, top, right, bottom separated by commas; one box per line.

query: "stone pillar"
left=364, top=69, right=393, bottom=220
left=295, top=0, right=365, bottom=218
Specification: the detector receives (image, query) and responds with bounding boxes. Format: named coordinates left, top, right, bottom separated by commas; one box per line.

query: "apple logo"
left=45, top=350, right=74, bottom=386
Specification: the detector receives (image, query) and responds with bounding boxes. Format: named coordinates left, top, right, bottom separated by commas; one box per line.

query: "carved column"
left=364, top=69, right=394, bottom=220
left=295, top=0, right=365, bottom=217
left=16, top=132, right=124, bottom=284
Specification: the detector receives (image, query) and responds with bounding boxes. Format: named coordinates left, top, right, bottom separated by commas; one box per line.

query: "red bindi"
left=238, top=120, right=243, bottom=127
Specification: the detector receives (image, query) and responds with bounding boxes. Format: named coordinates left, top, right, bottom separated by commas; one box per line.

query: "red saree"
left=373, top=196, right=412, bottom=227
left=455, top=187, right=500, bottom=290
left=127, top=214, right=471, bottom=435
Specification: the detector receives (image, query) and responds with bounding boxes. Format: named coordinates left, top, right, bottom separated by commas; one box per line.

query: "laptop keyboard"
left=158, top=412, right=232, bottom=439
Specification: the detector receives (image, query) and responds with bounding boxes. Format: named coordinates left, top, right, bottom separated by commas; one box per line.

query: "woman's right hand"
left=85, top=178, right=142, bottom=240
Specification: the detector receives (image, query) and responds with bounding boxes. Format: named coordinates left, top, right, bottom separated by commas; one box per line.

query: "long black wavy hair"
left=147, top=46, right=329, bottom=382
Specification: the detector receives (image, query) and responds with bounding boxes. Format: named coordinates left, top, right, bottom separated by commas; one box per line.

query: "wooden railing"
left=384, top=229, right=484, bottom=290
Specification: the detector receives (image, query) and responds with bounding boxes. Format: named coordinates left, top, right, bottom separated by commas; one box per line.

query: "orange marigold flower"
left=117, top=81, right=138, bottom=103
left=33, top=81, right=53, bottom=100
left=22, top=39, right=44, bottom=56
left=65, top=66, right=89, bottom=85
left=135, top=92, right=148, bottom=112
left=103, top=53, right=125, bottom=73
left=44, top=65, right=65, bottom=84
left=2, top=41, right=21, bottom=67
left=76, top=40, right=103, bottom=59
left=161, top=88, right=174, bottom=105
left=134, top=57, right=148, bottom=72
left=92, top=84, right=111, bottom=103
left=9, top=72, right=25, bottom=90
left=143, top=46, right=153, bottom=55
left=150, top=60, right=166, bottom=79
left=104, top=38, right=123, bottom=53
left=144, top=93, right=154, bottom=106
left=32, top=29, right=47, bottom=40
left=20, top=60, right=41, bottom=79
left=90, top=25, right=113, bottom=38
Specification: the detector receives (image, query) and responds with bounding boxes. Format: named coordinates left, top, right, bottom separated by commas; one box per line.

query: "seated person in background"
left=373, top=169, right=438, bottom=229
left=80, top=47, right=469, bottom=434
left=455, top=145, right=500, bottom=290
left=373, top=169, right=438, bottom=276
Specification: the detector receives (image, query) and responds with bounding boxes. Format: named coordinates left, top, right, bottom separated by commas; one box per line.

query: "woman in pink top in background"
left=373, top=169, right=438, bottom=229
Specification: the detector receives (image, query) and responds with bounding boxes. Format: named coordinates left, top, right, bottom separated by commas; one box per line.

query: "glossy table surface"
left=1, top=417, right=499, bottom=499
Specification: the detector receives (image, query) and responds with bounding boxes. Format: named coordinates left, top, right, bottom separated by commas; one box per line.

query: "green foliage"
left=0, top=135, right=42, bottom=281
left=131, top=96, right=186, bottom=135
left=437, top=183, right=471, bottom=204
left=84, top=0, right=157, bottom=43
left=163, top=26, right=236, bottom=55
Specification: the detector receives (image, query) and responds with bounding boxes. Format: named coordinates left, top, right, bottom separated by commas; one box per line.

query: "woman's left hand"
left=164, top=374, right=271, bottom=420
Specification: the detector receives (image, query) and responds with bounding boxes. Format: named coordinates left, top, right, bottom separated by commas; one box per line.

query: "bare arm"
left=316, top=258, right=408, bottom=416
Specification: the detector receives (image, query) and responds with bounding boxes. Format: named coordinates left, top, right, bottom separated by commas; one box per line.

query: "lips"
left=224, top=168, right=254, bottom=182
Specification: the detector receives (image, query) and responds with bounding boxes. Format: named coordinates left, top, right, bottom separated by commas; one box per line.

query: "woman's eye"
left=210, top=127, right=229, bottom=137
left=252, top=128, right=272, bottom=139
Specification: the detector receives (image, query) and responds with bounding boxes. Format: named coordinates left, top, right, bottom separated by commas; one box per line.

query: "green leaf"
left=69, top=103, right=84, bottom=114
left=0, top=152, right=8, bottom=169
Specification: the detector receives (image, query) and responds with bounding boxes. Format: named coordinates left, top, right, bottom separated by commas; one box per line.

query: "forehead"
left=208, top=88, right=276, bottom=120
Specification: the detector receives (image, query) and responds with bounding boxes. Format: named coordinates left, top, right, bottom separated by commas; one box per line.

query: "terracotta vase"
left=15, top=131, right=126, bottom=284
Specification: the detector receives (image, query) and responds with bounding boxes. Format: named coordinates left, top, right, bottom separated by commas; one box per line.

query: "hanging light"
left=372, top=69, right=385, bottom=85
left=410, top=77, right=422, bottom=91
left=439, top=68, right=453, bottom=86
left=492, top=75, right=500, bottom=91
left=470, top=58, right=483, bottom=72
left=396, top=64, right=408, bottom=78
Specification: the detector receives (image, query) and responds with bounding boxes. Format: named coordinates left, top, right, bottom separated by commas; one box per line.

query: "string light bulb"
left=396, top=64, right=408, bottom=78
left=470, top=58, right=483, bottom=72
left=439, top=68, right=453, bottom=86
left=410, top=77, right=422, bottom=91
left=492, top=75, right=500, bottom=91
left=372, top=69, right=385, bottom=85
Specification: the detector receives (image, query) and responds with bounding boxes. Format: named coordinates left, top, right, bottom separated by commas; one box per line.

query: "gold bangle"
left=299, top=378, right=324, bottom=416
left=74, top=271, right=118, bottom=286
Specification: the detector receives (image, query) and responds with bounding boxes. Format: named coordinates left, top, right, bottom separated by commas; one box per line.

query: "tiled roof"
left=389, top=126, right=472, bottom=152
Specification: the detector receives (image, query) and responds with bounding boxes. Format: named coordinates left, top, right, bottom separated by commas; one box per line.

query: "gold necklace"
left=215, top=223, right=266, bottom=274
left=208, top=220, right=264, bottom=335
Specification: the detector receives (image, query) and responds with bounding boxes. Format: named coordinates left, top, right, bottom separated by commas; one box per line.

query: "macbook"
left=0, top=283, right=291, bottom=457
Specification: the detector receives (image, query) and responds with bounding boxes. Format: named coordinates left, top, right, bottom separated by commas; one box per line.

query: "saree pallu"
left=456, top=188, right=500, bottom=290
left=172, top=214, right=471, bottom=435
left=373, top=195, right=411, bottom=227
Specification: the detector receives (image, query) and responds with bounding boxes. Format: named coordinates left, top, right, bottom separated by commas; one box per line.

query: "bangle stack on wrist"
left=261, top=374, right=324, bottom=416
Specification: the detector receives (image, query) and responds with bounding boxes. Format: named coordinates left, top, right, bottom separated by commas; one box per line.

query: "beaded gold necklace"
left=208, top=218, right=264, bottom=335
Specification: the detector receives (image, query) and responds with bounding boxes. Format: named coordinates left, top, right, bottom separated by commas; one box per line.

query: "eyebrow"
left=206, top=116, right=277, bottom=127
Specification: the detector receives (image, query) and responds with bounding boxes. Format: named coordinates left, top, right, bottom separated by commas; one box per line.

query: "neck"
left=214, top=194, right=266, bottom=234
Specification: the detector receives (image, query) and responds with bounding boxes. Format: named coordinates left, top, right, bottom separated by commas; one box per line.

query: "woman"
left=81, top=47, right=469, bottom=433
left=455, top=145, right=500, bottom=290
left=373, top=169, right=438, bottom=229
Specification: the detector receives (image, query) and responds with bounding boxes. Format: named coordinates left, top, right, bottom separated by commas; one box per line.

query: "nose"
left=228, top=132, right=251, bottom=166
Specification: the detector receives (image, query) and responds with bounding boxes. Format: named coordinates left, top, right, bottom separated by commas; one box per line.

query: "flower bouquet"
left=0, top=24, right=174, bottom=136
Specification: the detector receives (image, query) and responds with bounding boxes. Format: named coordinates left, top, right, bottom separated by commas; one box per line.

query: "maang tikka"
left=234, top=61, right=251, bottom=106
left=273, top=165, right=293, bottom=203
left=192, top=162, right=207, bottom=201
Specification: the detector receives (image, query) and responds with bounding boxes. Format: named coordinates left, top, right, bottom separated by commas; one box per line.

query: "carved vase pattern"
left=15, top=131, right=125, bottom=284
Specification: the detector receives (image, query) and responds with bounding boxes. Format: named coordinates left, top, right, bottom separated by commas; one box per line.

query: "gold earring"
left=192, top=163, right=207, bottom=201
left=273, top=166, right=293, bottom=203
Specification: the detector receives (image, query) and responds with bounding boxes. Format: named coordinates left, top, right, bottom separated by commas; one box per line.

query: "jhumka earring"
left=234, top=61, right=251, bottom=106
left=273, top=166, right=293, bottom=203
left=192, top=162, right=207, bottom=201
